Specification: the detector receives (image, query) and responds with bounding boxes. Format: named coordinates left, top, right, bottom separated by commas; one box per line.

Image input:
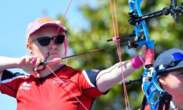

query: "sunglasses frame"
left=35, top=34, right=65, bottom=47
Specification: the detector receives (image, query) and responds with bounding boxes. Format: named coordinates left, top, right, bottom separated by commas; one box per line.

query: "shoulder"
left=56, top=65, right=100, bottom=87
left=81, top=69, right=100, bottom=87
left=55, top=65, right=81, bottom=79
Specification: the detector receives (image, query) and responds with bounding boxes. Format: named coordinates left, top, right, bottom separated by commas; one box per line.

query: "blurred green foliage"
left=57, top=0, right=183, bottom=109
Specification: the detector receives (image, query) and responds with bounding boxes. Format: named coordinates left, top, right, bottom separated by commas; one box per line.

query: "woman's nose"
left=48, top=40, right=57, bottom=49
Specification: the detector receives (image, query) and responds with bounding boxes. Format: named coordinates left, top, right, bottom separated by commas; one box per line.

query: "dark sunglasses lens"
left=55, top=35, right=65, bottom=45
left=37, top=37, right=51, bottom=46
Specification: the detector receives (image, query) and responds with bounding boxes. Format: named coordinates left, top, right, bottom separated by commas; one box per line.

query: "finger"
left=19, top=56, right=31, bottom=65
left=18, top=57, right=26, bottom=67
left=30, top=57, right=37, bottom=65
left=24, top=56, right=33, bottom=64
left=33, top=58, right=46, bottom=72
left=35, top=58, right=43, bottom=66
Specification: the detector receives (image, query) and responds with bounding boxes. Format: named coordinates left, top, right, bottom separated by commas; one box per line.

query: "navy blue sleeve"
left=1, top=70, right=24, bottom=81
left=83, top=69, right=100, bottom=87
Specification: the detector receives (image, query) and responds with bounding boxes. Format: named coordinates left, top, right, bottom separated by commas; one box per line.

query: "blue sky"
left=0, top=0, right=97, bottom=109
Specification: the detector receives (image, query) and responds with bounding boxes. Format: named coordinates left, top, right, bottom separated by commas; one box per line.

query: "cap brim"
left=157, top=61, right=183, bottom=75
left=31, top=23, right=66, bottom=35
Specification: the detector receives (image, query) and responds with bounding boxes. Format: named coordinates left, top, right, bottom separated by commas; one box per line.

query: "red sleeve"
left=78, top=70, right=102, bottom=98
left=0, top=70, right=27, bottom=97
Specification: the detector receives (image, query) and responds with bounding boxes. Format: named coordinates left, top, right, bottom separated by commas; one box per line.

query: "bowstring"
left=46, top=0, right=89, bottom=110
left=46, top=65, right=89, bottom=110
left=61, top=0, right=73, bottom=24
left=109, top=0, right=130, bottom=109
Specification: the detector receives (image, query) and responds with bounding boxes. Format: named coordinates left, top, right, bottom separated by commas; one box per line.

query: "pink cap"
left=26, top=17, right=67, bottom=45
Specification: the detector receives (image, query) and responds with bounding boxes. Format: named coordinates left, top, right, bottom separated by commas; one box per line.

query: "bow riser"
left=128, top=0, right=166, bottom=110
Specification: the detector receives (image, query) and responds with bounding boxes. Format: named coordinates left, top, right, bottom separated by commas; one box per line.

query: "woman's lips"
left=46, top=51, right=60, bottom=59
left=48, top=51, right=58, bottom=55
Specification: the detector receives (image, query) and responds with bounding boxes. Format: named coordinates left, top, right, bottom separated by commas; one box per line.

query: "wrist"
left=0, top=57, right=20, bottom=70
left=13, top=58, right=22, bottom=68
left=131, top=56, right=144, bottom=69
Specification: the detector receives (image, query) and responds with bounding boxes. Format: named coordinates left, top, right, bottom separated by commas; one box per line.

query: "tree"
left=58, top=0, right=183, bottom=109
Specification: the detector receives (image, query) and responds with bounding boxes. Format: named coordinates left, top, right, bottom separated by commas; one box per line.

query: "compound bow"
left=128, top=0, right=183, bottom=110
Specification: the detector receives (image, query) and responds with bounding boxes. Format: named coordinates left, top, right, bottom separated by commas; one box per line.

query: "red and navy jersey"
left=0, top=65, right=102, bottom=110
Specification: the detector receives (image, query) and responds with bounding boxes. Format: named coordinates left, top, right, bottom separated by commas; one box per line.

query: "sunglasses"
left=36, top=35, right=65, bottom=46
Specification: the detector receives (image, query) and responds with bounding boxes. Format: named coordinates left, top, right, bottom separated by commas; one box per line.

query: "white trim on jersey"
left=0, top=73, right=2, bottom=83
left=0, top=75, right=29, bottom=84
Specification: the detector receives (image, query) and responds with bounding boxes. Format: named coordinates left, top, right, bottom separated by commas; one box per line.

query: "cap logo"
left=158, top=64, right=166, bottom=70
left=172, top=52, right=183, bottom=61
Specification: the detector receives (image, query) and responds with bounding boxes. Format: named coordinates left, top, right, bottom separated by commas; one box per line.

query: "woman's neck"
left=38, top=64, right=63, bottom=78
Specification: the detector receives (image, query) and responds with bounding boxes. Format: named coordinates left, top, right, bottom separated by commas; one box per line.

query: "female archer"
left=0, top=17, right=145, bottom=110
left=143, top=48, right=183, bottom=110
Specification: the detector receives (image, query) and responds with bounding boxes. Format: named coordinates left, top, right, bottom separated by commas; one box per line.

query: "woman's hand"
left=18, top=56, right=61, bottom=72
left=17, top=56, right=42, bottom=73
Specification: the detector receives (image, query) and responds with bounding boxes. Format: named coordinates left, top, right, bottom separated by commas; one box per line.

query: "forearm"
left=0, top=56, right=19, bottom=72
left=96, top=56, right=144, bottom=92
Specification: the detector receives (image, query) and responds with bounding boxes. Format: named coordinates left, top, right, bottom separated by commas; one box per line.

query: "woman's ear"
left=26, top=39, right=32, bottom=49
left=27, top=49, right=33, bottom=55
left=27, top=43, right=33, bottom=55
left=159, top=77, right=166, bottom=86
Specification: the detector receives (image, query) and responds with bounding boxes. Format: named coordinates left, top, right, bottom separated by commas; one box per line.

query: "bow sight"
left=128, top=0, right=183, bottom=48
left=127, top=0, right=183, bottom=109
